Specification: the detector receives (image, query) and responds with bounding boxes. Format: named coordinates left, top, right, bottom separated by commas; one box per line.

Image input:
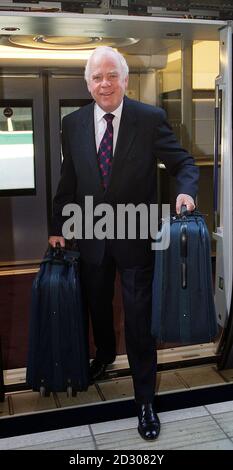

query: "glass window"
left=60, top=105, right=80, bottom=121
left=0, top=101, right=35, bottom=195
left=60, top=99, right=92, bottom=123
left=59, top=99, right=92, bottom=161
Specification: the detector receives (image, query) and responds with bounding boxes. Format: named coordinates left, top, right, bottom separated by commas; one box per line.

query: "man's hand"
left=176, top=194, right=195, bottom=214
left=48, top=236, right=65, bottom=248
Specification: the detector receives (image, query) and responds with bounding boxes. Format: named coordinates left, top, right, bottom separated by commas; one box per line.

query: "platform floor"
left=1, top=399, right=233, bottom=450
left=1, top=359, right=233, bottom=450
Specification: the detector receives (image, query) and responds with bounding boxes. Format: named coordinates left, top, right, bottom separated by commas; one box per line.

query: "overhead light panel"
left=8, top=35, right=139, bottom=50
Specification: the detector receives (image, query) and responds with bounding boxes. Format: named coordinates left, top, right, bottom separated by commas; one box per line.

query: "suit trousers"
left=81, top=243, right=157, bottom=404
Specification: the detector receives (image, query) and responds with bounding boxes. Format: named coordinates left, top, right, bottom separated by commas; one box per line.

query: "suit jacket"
left=50, top=96, right=199, bottom=267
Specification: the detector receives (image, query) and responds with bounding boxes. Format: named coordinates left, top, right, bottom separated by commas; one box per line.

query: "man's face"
left=87, top=55, right=128, bottom=112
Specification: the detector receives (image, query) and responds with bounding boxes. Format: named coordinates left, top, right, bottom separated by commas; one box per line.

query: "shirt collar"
left=95, top=100, right=123, bottom=122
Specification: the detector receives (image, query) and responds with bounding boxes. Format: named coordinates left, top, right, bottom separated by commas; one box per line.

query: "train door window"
left=60, top=98, right=92, bottom=121
left=0, top=100, right=35, bottom=195
left=59, top=99, right=92, bottom=161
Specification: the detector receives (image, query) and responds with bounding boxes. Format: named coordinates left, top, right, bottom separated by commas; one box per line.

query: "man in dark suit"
left=49, top=46, right=199, bottom=440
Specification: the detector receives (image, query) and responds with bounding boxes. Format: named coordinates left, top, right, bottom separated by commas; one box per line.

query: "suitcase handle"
left=180, top=205, right=191, bottom=217
left=54, top=242, right=63, bottom=258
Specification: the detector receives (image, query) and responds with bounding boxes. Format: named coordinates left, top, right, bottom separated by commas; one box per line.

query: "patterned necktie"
left=97, top=113, right=114, bottom=190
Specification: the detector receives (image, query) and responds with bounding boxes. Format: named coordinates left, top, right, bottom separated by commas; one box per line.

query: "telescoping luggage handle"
left=180, top=205, right=188, bottom=289
left=178, top=205, right=203, bottom=289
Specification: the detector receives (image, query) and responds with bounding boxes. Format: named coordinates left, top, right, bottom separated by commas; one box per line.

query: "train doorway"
left=0, top=12, right=232, bottom=427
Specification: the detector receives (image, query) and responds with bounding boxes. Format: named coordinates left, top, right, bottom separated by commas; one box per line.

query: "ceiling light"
left=0, top=45, right=95, bottom=60
left=8, top=35, right=139, bottom=50
left=1, top=27, right=20, bottom=32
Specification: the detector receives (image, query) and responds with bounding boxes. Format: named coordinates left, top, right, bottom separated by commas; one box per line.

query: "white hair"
left=84, top=46, right=129, bottom=83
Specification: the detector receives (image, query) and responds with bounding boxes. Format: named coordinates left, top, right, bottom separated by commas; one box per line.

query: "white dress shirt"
left=94, top=101, right=123, bottom=155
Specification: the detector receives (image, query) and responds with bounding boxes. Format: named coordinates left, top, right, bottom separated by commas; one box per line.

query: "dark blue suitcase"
left=151, top=210, right=218, bottom=344
left=26, top=246, right=89, bottom=395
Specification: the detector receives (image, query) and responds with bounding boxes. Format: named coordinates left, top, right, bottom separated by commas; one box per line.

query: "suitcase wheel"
left=39, top=385, right=46, bottom=397
left=67, top=385, right=73, bottom=398
left=39, top=386, right=50, bottom=397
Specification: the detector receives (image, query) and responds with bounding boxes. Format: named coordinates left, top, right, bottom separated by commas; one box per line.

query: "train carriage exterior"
left=0, top=1, right=233, bottom=437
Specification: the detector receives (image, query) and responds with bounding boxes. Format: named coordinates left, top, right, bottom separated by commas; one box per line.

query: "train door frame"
left=0, top=13, right=233, bottom=433
left=0, top=74, right=49, bottom=263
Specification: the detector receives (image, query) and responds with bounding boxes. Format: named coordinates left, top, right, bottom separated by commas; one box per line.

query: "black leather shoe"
left=89, top=359, right=109, bottom=382
left=137, top=403, right=160, bottom=441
